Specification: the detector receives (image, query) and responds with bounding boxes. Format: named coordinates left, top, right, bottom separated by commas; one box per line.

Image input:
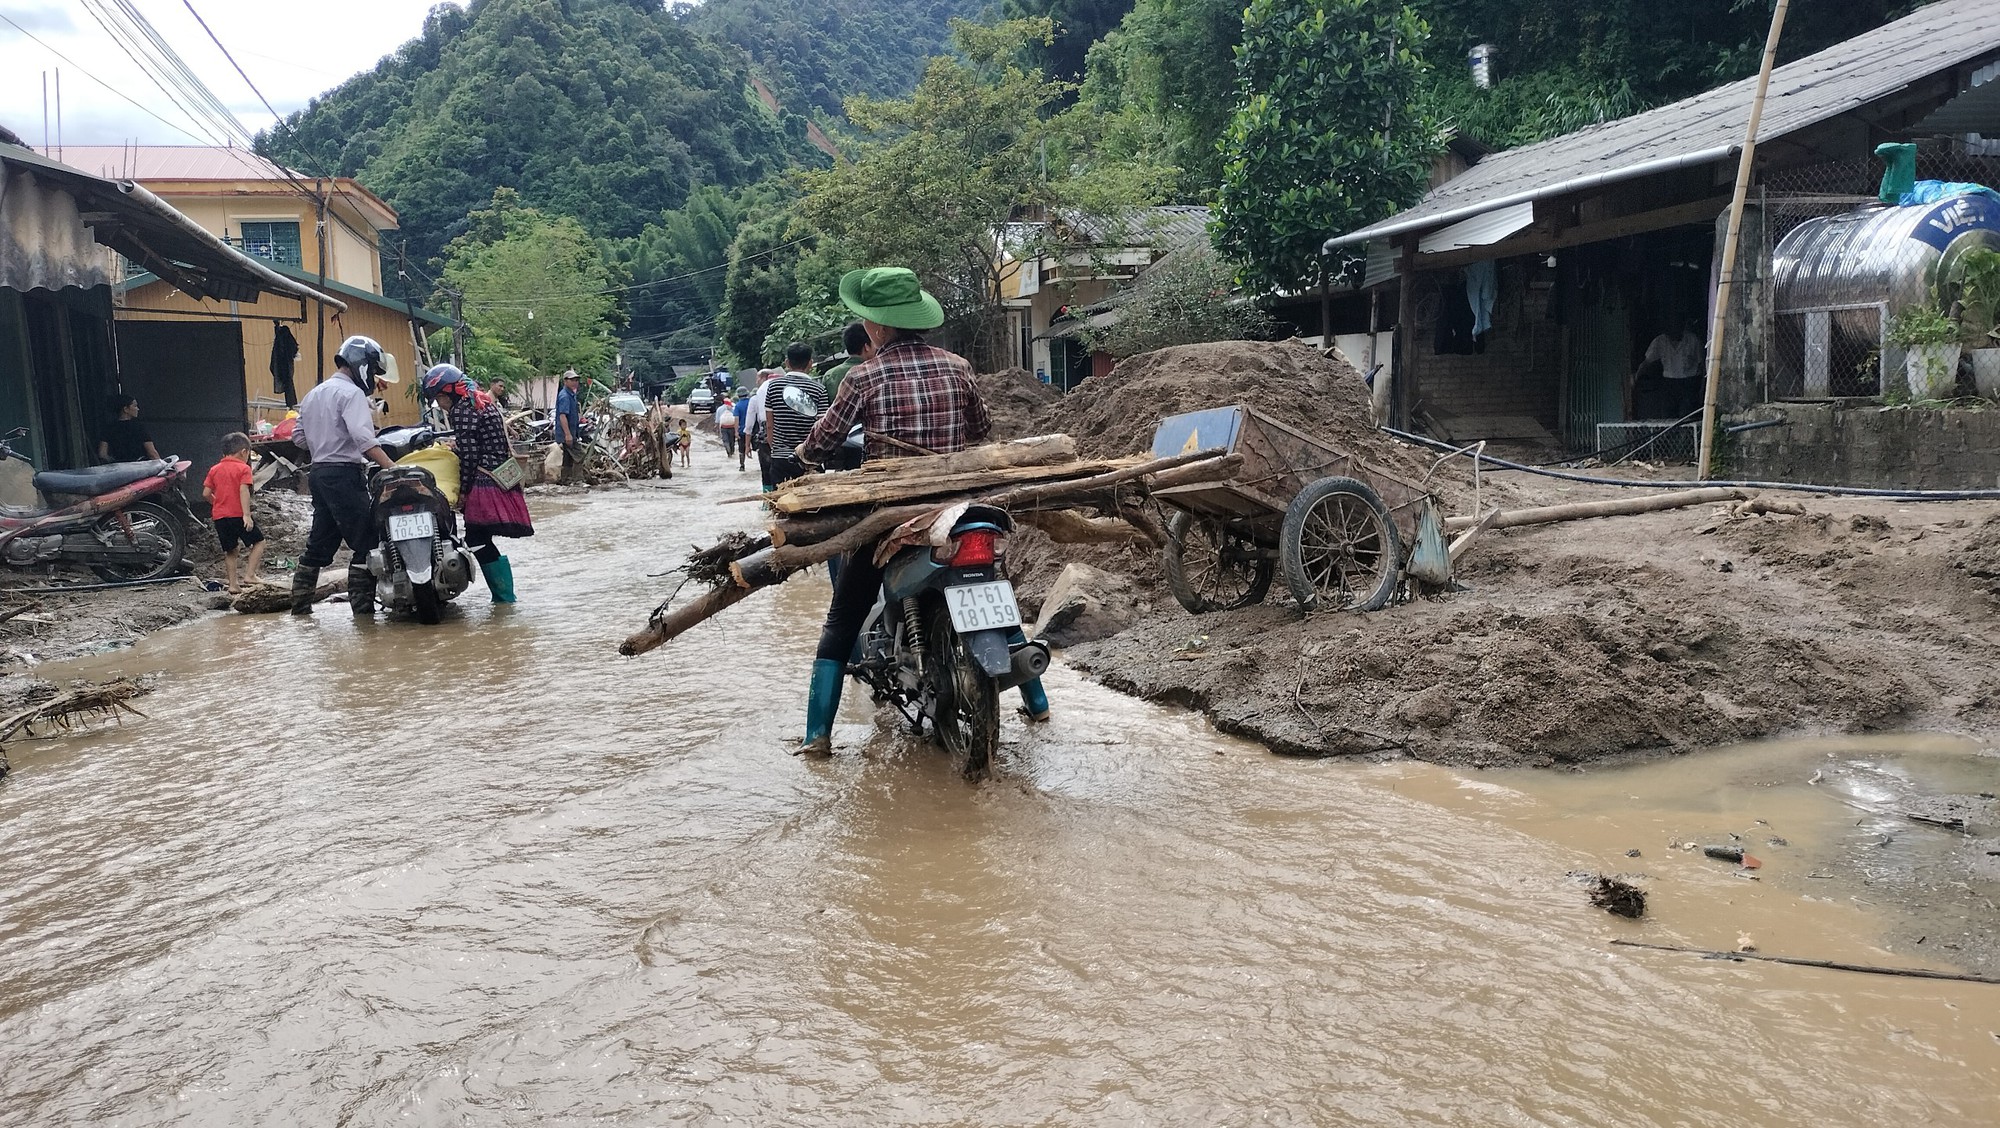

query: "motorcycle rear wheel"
left=87, top=501, right=186, bottom=583
left=411, top=579, right=443, bottom=624
left=923, top=601, right=999, bottom=780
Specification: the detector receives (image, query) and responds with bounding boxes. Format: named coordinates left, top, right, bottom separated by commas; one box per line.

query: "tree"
left=439, top=189, right=621, bottom=380
left=1077, top=244, right=1276, bottom=357
left=1080, top=0, right=1246, bottom=195
left=1003, top=0, right=1136, bottom=83
left=1214, top=0, right=1439, bottom=294
left=797, top=18, right=1174, bottom=366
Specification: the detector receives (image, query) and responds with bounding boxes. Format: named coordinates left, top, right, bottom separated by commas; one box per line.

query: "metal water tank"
left=1772, top=193, right=2000, bottom=393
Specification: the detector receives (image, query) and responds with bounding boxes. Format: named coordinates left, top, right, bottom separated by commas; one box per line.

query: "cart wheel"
left=1279, top=476, right=1401, bottom=612
left=1163, top=510, right=1273, bottom=613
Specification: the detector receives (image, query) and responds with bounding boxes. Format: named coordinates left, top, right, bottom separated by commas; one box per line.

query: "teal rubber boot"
left=480, top=556, right=517, bottom=603
left=799, top=659, right=844, bottom=756
left=1018, top=677, right=1051, bottom=723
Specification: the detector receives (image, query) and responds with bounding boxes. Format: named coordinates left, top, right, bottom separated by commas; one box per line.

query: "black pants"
left=755, top=443, right=773, bottom=491
left=816, top=551, right=887, bottom=662
left=768, top=454, right=810, bottom=489
left=301, top=463, right=377, bottom=569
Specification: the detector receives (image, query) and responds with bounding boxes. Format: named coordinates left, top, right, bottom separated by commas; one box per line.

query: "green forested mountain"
left=680, top=0, right=993, bottom=117
left=259, top=0, right=805, bottom=284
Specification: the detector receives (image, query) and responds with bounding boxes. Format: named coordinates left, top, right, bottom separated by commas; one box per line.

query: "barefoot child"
left=202, top=432, right=265, bottom=594
left=676, top=419, right=693, bottom=467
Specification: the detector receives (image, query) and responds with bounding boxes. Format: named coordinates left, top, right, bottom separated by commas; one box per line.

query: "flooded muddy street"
left=1, top=460, right=1995, bottom=1125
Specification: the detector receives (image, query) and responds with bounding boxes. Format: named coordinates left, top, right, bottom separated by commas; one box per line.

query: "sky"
left=0, top=0, right=457, bottom=150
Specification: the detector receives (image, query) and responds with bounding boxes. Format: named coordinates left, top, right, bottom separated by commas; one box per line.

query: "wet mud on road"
left=0, top=459, right=1995, bottom=1125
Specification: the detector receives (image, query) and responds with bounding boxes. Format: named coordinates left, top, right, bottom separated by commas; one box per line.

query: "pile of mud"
left=977, top=368, right=1061, bottom=441
left=1064, top=497, right=2000, bottom=768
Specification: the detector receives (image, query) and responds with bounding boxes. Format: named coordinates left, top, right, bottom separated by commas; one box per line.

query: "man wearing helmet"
left=291, top=335, right=398, bottom=615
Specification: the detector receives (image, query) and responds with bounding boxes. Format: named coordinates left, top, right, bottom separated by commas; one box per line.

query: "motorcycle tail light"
left=946, top=530, right=1000, bottom=566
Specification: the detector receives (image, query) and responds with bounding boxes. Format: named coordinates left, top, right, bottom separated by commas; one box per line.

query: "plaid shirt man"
left=800, top=337, right=991, bottom=462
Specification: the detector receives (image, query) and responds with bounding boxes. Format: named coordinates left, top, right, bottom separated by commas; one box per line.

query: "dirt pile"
left=1062, top=491, right=2000, bottom=768
left=977, top=368, right=1061, bottom=440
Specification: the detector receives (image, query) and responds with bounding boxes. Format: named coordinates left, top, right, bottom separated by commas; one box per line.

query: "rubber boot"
left=797, top=659, right=844, bottom=756
left=289, top=565, right=320, bottom=616
left=479, top=556, right=517, bottom=604
left=1018, top=677, right=1052, bottom=723
left=347, top=563, right=377, bottom=615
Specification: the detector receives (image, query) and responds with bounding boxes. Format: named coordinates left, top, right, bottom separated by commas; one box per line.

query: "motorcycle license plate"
left=388, top=511, right=436, bottom=540
left=946, top=581, right=1021, bottom=632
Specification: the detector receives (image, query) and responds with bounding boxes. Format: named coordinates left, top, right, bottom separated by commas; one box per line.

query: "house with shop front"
left=55, top=146, right=448, bottom=430
left=1320, top=0, right=2000, bottom=485
left=994, top=205, right=1211, bottom=389
left=0, top=135, right=333, bottom=503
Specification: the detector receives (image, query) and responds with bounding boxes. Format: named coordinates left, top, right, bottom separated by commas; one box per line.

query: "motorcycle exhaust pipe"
left=995, top=638, right=1051, bottom=691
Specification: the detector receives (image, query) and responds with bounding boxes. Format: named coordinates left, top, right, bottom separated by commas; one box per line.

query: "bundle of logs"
left=619, top=434, right=1241, bottom=656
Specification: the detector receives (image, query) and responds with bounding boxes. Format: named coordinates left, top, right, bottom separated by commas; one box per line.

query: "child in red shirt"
left=202, top=432, right=265, bottom=593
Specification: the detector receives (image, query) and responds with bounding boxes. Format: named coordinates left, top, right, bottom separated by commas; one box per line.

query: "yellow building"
left=60, top=145, right=448, bottom=429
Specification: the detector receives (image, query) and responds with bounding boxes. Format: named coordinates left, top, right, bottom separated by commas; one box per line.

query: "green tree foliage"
left=1078, top=244, right=1276, bottom=357
left=612, top=181, right=795, bottom=372
left=717, top=208, right=813, bottom=366
left=1419, top=0, right=1919, bottom=147
left=440, top=190, right=620, bottom=380
left=1214, top=0, right=1439, bottom=293
left=260, top=0, right=798, bottom=289
left=1081, top=0, right=1245, bottom=195
left=796, top=18, right=1175, bottom=364
left=1002, top=0, right=1136, bottom=82
left=679, top=0, right=990, bottom=117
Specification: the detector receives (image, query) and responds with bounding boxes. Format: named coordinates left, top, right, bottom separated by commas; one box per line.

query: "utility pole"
left=450, top=290, right=466, bottom=368
left=1698, top=0, right=1792, bottom=477
left=314, top=179, right=331, bottom=381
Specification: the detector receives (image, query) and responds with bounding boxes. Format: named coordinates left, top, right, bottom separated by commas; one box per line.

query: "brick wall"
left=1410, top=261, right=1562, bottom=439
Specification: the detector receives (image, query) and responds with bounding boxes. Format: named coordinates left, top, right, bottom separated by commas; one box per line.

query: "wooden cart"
left=1150, top=405, right=1433, bottom=613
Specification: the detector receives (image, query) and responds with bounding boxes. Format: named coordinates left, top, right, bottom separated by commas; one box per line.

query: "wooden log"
left=772, top=511, right=869, bottom=549
left=232, top=575, right=341, bottom=614
left=729, top=547, right=790, bottom=588
left=619, top=583, right=758, bottom=656
left=1441, top=487, right=1746, bottom=533
left=1447, top=506, right=1501, bottom=563
left=995, top=449, right=1231, bottom=511
left=766, top=456, right=1144, bottom=514
left=1018, top=510, right=1151, bottom=546
left=734, top=434, right=1080, bottom=507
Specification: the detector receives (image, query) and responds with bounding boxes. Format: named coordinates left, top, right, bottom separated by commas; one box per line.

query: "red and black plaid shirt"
left=800, top=337, right=991, bottom=461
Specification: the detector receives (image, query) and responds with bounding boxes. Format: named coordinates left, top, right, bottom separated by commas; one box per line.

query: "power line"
left=461, top=235, right=814, bottom=308
left=0, top=12, right=214, bottom=146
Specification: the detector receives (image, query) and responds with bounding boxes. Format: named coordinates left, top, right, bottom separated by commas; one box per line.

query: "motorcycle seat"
left=34, top=460, right=169, bottom=497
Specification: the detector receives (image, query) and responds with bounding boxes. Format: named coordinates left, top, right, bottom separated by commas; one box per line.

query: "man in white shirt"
left=743, top=368, right=778, bottom=491
left=1628, top=319, right=1706, bottom=419
left=291, top=335, right=397, bottom=615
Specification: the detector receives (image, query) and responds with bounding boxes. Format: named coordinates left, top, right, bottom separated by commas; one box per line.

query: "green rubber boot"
left=289, top=565, right=320, bottom=616
left=797, top=659, right=844, bottom=756
left=479, top=556, right=517, bottom=603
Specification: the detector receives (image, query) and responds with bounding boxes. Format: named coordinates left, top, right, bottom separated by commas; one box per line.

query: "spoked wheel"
left=923, top=601, right=999, bottom=780
left=1162, top=510, right=1273, bottom=613
left=1279, top=476, right=1401, bottom=612
left=86, top=501, right=186, bottom=583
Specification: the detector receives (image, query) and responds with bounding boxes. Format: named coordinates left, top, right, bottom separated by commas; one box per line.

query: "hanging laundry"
left=1433, top=277, right=1477, bottom=355
left=1464, top=260, right=1497, bottom=338
left=271, top=324, right=300, bottom=406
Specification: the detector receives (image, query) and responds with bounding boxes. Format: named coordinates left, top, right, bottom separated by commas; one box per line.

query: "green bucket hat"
left=839, top=267, right=944, bottom=331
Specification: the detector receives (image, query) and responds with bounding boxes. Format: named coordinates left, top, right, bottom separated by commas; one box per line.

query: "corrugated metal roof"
left=1059, top=205, right=1212, bottom=248
left=1417, top=201, right=1535, bottom=253
left=1329, top=0, right=2000, bottom=250
left=49, top=145, right=305, bottom=182
left=1911, top=58, right=2000, bottom=135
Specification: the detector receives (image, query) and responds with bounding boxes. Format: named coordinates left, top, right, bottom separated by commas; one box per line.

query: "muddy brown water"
left=1, top=460, right=1995, bottom=1125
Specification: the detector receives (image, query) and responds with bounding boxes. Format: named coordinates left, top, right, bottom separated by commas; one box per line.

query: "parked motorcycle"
left=361, top=425, right=477, bottom=624
left=847, top=502, right=1051, bottom=778
left=0, top=426, right=193, bottom=583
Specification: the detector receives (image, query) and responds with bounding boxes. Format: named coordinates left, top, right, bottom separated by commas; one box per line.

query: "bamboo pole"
left=1611, top=940, right=2000, bottom=986
left=1441, top=487, right=1745, bottom=532
left=1696, top=0, right=1792, bottom=477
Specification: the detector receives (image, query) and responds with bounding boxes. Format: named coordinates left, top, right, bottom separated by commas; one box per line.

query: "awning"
left=1910, top=61, right=2000, bottom=136
left=0, top=145, right=342, bottom=310
left=1416, top=201, right=1535, bottom=254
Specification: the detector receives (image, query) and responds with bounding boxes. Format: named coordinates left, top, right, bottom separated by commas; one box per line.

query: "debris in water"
left=1736, top=933, right=1758, bottom=953
left=1741, top=854, right=1763, bottom=870
left=1625, top=848, right=1642, bottom=858
left=1703, top=844, right=1745, bottom=863
left=1767, top=836, right=1789, bottom=847
left=1588, top=875, right=1647, bottom=919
